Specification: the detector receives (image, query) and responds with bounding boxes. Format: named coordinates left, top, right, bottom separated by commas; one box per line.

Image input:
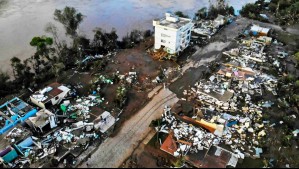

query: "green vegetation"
left=268, top=0, right=299, bottom=25
left=0, top=6, right=152, bottom=98
left=118, top=29, right=143, bottom=49
left=208, top=4, right=234, bottom=19
left=174, top=11, right=189, bottom=18
left=196, top=7, right=208, bottom=19
left=91, top=27, right=118, bottom=54
left=240, top=0, right=299, bottom=25
left=171, top=157, right=185, bottom=168
left=0, top=71, right=11, bottom=96
left=115, top=85, right=128, bottom=108
left=295, top=52, right=299, bottom=63
left=239, top=0, right=269, bottom=22
left=54, top=6, right=84, bottom=38
left=195, top=0, right=234, bottom=20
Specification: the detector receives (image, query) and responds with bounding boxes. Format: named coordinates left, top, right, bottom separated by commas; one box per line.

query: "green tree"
left=10, top=57, right=25, bottom=80
left=45, top=22, right=64, bottom=58
left=115, top=85, right=128, bottom=108
left=0, top=70, right=11, bottom=97
left=73, top=35, right=90, bottom=57
left=240, top=3, right=260, bottom=18
left=30, top=36, right=53, bottom=49
left=171, top=156, right=185, bottom=168
left=30, top=36, right=54, bottom=60
left=91, top=27, right=118, bottom=54
left=174, top=11, right=189, bottom=18
left=29, top=36, right=55, bottom=75
left=143, top=29, right=152, bottom=39
left=197, top=7, right=208, bottom=19
left=118, top=29, right=143, bottom=49
left=54, top=6, right=84, bottom=38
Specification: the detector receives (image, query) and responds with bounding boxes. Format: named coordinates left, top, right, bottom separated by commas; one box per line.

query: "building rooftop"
left=185, top=146, right=237, bottom=168
left=160, top=132, right=178, bottom=156
left=154, top=13, right=192, bottom=30
left=0, top=97, right=35, bottom=117
left=0, top=97, right=37, bottom=135
left=250, top=24, right=270, bottom=34
left=28, top=109, right=54, bottom=128
left=31, top=82, right=69, bottom=103
left=93, top=111, right=115, bottom=133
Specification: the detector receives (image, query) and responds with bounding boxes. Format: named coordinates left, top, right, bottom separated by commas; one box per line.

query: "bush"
left=240, top=3, right=260, bottom=18
left=174, top=11, right=189, bottom=18
left=295, top=52, right=299, bottom=62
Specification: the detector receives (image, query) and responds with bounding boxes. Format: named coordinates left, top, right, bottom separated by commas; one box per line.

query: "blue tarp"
left=227, top=121, right=238, bottom=127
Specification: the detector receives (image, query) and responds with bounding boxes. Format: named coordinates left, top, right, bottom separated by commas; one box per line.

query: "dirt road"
left=78, top=17, right=252, bottom=168
left=79, top=88, right=179, bottom=168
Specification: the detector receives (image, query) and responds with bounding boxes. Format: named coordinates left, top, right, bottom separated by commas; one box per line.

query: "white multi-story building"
left=153, top=12, right=194, bottom=55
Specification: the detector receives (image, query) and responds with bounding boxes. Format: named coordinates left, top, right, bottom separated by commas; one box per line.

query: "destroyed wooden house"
left=27, top=109, right=58, bottom=134
left=30, top=82, right=70, bottom=109
left=93, top=111, right=116, bottom=135
left=216, top=65, right=256, bottom=81
left=158, top=103, right=239, bottom=168
left=249, top=24, right=271, bottom=36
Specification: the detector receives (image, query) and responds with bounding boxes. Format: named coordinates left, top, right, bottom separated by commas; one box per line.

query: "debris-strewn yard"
left=123, top=17, right=299, bottom=168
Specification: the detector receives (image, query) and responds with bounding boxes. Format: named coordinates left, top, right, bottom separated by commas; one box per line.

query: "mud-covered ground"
left=122, top=16, right=299, bottom=168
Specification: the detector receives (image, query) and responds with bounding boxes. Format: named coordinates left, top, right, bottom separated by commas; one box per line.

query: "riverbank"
left=0, top=0, right=257, bottom=73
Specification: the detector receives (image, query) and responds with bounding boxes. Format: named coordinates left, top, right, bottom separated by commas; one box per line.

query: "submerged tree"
left=54, top=6, right=84, bottom=38
left=10, top=57, right=25, bottom=80
left=174, top=11, right=189, bottom=18
left=91, top=27, right=118, bottom=54
left=45, top=22, right=65, bottom=58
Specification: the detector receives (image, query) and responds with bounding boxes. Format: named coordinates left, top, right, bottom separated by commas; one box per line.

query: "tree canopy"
left=30, top=36, right=53, bottom=49
left=174, top=11, right=189, bottom=18
left=54, top=6, right=84, bottom=38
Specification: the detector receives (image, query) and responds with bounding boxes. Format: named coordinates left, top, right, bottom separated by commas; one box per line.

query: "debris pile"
left=154, top=24, right=297, bottom=168
left=0, top=82, right=116, bottom=168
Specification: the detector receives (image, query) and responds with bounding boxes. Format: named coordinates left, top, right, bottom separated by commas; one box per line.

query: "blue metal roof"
left=0, top=97, right=38, bottom=135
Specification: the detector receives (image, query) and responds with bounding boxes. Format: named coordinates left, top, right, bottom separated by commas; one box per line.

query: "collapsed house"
left=158, top=103, right=238, bottom=168
left=193, top=14, right=228, bottom=37
left=0, top=98, right=38, bottom=135
left=27, top=109, right=58, bottom=134
left=30, top=82, right=70, bottom=109
left=94, top=111, right=116, bottom=135
left=153, top=24, right=284, bottom=168
left=249, top=24, right=271, bottom=36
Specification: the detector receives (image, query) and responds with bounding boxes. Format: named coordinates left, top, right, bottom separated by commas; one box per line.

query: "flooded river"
left=0, top=0, right=256, bottom=73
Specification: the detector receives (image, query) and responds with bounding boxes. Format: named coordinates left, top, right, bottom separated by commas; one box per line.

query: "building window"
left=187, top=30, right=191, bottom=34
left=161, top=39, right=166, bottom=43
left=161, top=33, right=170, bottom=38
left=54, top=96, right=59, bottom=101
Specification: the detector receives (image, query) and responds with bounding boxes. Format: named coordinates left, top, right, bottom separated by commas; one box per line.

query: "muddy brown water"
left=0, top=0, right=257, bottom=73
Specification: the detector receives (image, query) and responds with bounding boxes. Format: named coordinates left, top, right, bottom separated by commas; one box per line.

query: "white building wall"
left=50, top=86, right=70, bottom=106
left=154, top=17, right=193, bottom=55
left=154, top=26, right=178, bottom=54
